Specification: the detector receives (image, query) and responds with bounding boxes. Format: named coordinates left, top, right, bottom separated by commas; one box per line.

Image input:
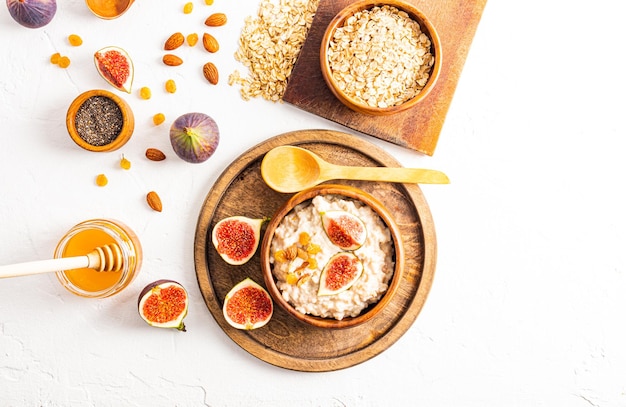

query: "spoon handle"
left=324, top=164, right=450, bottom=185
left=0, top=256, right=91, bottom=279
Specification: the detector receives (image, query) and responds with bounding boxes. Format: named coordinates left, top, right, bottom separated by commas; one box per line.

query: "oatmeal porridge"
left=270, top=194, right=395, bottom=320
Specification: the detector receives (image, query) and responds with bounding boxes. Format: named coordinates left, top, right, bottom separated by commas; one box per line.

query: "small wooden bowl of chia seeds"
left=66, top=89, right=135, bottom=152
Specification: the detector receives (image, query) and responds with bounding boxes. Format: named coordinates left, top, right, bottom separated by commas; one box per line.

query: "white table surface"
left=2, top=0, right=626, bottom=405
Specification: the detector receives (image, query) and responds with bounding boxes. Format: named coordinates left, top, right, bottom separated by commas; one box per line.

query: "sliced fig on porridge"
left=318, top=252, right=364, bottom=296
left=320, top=210, right=367, bottom=251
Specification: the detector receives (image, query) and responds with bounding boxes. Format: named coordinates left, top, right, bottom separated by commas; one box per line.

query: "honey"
left=85, top=0, right=135, bottom=19
left=55, top=219, right=142, bottom=298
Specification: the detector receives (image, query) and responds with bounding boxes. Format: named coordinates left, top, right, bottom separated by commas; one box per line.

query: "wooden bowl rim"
left=261, top=184, right=405, bottom=329
left=65, top=89, right=135, bottom=152
left=319, top=0, right=443, bottom=116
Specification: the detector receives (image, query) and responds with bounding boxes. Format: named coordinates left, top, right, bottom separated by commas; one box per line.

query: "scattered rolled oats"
left=327, top=5, right=434, bottom=108
left=229, top=0, right=320, bottom=102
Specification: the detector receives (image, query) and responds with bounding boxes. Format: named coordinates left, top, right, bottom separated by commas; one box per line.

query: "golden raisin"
left=165, top=79, right=176, bottom=93
left=152, top=113, right=165, bottom=126
left=139, top=87, right=151, bottom=100
left=120, top=155, right=131, bottom=170
left=58, top=56, right=71, bottom=68
left=274, top=250, right=287, bottom=263
left=183, top=2, right=193, bottom=13
left=68, top=34, right=83, bottom=46
left=187, top=33, right=198, bottom=47
left=205, top=0, right=214, bottom=5
left=285, top=273, right=298, bottom=285
left=307, top=258, right=318, bottom=269
left=306, top=243, right=321, bottom=255
left=95, top=174, right=108, bottom=187
left=298, top=232, right=311, bottom=246
left=50, top=52, right=61, bottom=64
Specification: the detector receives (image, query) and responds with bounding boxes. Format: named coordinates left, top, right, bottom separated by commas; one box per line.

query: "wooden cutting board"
left=283, top=0, right=488, bottom=156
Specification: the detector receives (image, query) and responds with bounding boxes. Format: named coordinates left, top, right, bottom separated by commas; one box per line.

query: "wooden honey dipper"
left=0, top=243, right=123, bottom=279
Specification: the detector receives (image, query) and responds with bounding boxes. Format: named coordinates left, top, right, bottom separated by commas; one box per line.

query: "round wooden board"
left=194, top=130, right=437, bottom=372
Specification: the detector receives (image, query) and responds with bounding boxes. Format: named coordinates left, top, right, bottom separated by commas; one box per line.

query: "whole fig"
left=169, top=112, right=219, bottom=163
left=6, top=0, right=56, bottom=29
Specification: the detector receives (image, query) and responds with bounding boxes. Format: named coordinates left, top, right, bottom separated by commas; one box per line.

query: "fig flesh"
left=212, top=216, right=268, bottom=265
left=138, top=279, right=188, bottom=331
left=223, top=278, right=273, bottom=330
left=321, top=210, right=367, bottom=251
left=169, top=112, right=219, bottom=163
left=94, top=46, right=134, bottom=93
left=6, top=0, right=56, bottom=28
left=318, top=252, right=364, bottom=296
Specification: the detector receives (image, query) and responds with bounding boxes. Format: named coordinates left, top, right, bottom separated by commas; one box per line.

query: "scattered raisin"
left=58, top=56, right=71, bottom=68
left=95, top=174, right=108, bottom=187
left=153, top=113, right=166, bottom=126
left=140, top=87, right=151, bottom=100
left=165, top=79, right=177, bottom=93
left=183, top=2, right=193, bottom=13
left=205, top=0, right=214, bottom=5
left=68, top=34, right=83, bottom=46
left=187, top=33, right=198, bottom=47
left=50, top=52, right=61, bottom=64
left=120, top=155, right=131, bottom=170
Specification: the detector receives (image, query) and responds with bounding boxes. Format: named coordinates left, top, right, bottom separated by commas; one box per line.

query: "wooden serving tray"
left=194, top=130, right=437, bottom=371
left=283, top=0, right=488, bottom=156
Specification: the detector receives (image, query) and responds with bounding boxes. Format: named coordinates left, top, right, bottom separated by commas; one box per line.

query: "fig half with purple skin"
left=138, top=280, right=189, bottom=331
left=211, top=216, right=268, bottom=265
left=318, top=252, right=364, bottom=296
left=223, top=278, right=273, bottom=330
left=6, top=0, right=56, bottom=28
left=320, top=210, right=367, bottom=251
left=94, top=46, right=134, bottom=93
left=170, top=113, right=219, bottom=163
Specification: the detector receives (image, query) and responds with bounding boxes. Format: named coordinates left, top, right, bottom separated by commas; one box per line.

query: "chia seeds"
left=75, top=96, right=124, bottom=146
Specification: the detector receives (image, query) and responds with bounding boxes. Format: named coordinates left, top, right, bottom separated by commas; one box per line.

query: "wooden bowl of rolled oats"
left=320, top=0, right=442, bottom=115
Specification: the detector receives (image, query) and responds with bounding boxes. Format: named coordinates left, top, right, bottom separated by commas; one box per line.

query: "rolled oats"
left=229, top=0, right=320, bottom=102
left=327, top=5, right=434, bottom=108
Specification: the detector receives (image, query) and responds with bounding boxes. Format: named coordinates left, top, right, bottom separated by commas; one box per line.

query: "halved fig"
left=138, top=280, right=188, bottom=331
left=211, top=216, right=268, bottom=265
left=320, top=210, right=367, bottom=251
left=318, top=252, right=364, bottom=296
left=223, top=278, right=273, bottom=330
left=94, top=46, right=134, bottom=93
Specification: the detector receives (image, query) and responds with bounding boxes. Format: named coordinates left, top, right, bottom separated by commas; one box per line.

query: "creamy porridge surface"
left=270, top=195, right=395, bottom=320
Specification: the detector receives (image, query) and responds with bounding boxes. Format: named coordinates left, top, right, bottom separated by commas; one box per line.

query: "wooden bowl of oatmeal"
left=66, top=89, right=135, bottom=152
left=260, top=184, right=405, bottom=329
left=320, top=0, right=442, bottom=116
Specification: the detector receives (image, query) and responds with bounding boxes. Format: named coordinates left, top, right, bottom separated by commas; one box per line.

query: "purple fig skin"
left=170, top=113, right=219, bottom=163
left=6, top=0, right=57, bottom=29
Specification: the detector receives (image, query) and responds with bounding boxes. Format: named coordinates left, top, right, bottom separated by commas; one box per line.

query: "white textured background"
left=1, top=0, right=625, bottom=406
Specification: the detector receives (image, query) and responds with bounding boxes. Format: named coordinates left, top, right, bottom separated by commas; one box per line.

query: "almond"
left=202, top=33, right=219, bottom=53
left=205, top=13, right=227, bottom=27
left=164, top=32, right=184, bottom=50
left=146, top=191, right=163, bottom=212
left=145, top=148, right=166, bottom=161
left=202, top=62, right=219, bottom=85
left=163, top=54, right=183, bottom=66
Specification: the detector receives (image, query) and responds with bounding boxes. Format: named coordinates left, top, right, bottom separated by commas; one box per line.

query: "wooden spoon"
left=261, top=145, right=450, bottom=193
left=0, top=243, right=123, bottom=279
